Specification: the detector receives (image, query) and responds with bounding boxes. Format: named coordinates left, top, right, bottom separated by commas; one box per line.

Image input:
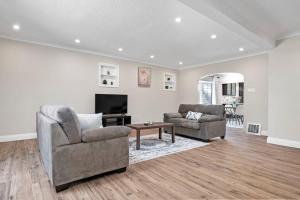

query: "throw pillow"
left=186, top=111, right=202, bottom=120
left=40, top=105, right=82, bottom=144
left=77, top=113, right=103, bottom=131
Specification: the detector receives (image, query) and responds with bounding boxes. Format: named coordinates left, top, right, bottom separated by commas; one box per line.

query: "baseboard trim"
left=261, top=130, right=268, bottom=136
left=0, top=133, right=37, bottom=142
left=267, top=137, right=300, bottom=149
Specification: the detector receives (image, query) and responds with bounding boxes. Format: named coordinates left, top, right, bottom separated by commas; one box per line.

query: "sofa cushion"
left=164, top=113, right=183, bottom=119
left=198, top=114, right=224, bottom=123
left=40, top=105, right=81, bottom=144
left=168, top=118, right=200, bottom=130
left=197, top=105, right=224, bottom=117
left=167, top=118, right=185, bottom=126
left=82, top=126, right=131, bottom=142
left=178, top=104, right=197, bottom=117
left=77, top=113, right=103, bottom=131
left=178, top=104, right=224, bottom=117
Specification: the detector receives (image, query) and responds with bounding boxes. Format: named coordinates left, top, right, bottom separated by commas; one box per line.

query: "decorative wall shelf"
left=164, top=73, right=176, bottom=91
left=98, top=63, right=119, bottom=87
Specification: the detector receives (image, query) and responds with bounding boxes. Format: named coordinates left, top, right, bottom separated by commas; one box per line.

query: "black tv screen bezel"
left=95, top=94, right=128, bottom=115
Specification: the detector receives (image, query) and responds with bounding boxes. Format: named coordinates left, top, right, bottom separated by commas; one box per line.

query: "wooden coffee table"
left=127, top=122, right=175, bottom=150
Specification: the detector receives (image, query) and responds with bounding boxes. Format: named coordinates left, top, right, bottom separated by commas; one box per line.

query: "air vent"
left=247, top=123, right=261, bottom=135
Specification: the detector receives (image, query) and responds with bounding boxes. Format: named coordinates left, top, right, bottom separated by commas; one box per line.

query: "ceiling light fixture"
left=210, top=34, right=217, bottom=39
left=239, top=47, right=245, bottom=52
left=75, top=39, right=80, bottom=44
left=13, top=24, right=20, bottom=31
left=118, top=48, right=123, bottom=52
left=179, top=61, right=183, bottom=65
left=175, top=17, right=182, bottom=23
left=150, top=55, right=155, bottom=59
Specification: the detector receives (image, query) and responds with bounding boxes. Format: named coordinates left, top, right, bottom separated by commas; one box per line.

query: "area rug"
left=129, top=133, right=208, bottom=164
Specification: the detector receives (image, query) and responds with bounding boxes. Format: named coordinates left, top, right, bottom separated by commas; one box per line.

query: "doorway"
left=198, top=73, right=245, bottom=128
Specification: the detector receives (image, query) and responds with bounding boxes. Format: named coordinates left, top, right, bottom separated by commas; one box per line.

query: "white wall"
left=0, top=38, right=178, bottom=136
left=214, top=73, right=244, bottom=105
left=178, top=54, right=269, bottom=131
left=268, top=36, right=300, bottom=143
left=2, top=35, right=300, bottom=147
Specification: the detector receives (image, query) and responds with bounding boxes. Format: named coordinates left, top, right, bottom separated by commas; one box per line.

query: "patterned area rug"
left=129, top=133, right=208, bottom=164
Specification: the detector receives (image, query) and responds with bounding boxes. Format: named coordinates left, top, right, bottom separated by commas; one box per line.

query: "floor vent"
left=247, top=123, right=261, bottom=135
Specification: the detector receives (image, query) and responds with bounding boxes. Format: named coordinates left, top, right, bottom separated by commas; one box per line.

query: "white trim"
left=0, top=35, right=274, bottom=71
left=277, top=32, right=300, bottom=41
left=0, top=133, right=37, bottom=143
left=5, top=33, right=300, bottom=71
left=0, top=35, right=176, bottom=70
left=261, top=130, right=268, bottom=136
left=0, top=35, right=270, bottom=71
left=267, top=137, right=300, bottom=149
left=179, top=51, right=269, bottom=70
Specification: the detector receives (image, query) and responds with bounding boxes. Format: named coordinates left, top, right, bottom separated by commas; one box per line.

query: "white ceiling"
left=203, top=0, right=300, bottom=41
left=0, top=0, right=299, bottom=69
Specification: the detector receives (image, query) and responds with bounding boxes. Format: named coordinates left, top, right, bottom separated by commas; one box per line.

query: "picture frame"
left=138, top=67, right=151, bottom=87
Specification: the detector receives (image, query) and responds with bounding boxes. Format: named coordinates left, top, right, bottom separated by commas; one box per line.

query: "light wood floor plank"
left=0, top=128, right=300, bottom=200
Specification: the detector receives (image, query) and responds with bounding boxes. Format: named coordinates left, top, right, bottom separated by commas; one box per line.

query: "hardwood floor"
left=1, top=128, right=300, bottom=200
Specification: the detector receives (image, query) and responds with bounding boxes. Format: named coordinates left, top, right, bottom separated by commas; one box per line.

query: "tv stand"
left=102, top=114, right=131, bottom=127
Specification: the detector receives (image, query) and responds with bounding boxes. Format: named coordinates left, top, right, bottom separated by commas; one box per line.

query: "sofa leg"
left=55, top=183, right=71, bottom=192
left=220, top=136, right=225, bottom=139
left=116, top=167, right=127, bottom=173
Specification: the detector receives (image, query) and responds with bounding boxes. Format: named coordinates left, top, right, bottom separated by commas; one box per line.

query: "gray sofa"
left=164, top=104, right=226, bottom=141
left=36, top=105, right=131, bottom=191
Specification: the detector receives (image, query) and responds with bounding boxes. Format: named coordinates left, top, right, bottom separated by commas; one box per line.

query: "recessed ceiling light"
left=150, top=55, right=155, bottom=59
left=175, top=17, right=182, bottom=23
left=179, top=61, right=183, bottom=65
left=13, top=24, right=20, bottom=31
left=239, top=47, right=245, bottom=52
left=118, top=48, right=123, bottom=52
left=210, top=34, right=217, bottom=39
left=75, top=39, right=80, bottom=44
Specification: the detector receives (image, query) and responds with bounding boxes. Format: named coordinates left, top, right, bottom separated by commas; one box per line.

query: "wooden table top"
left=127, top=122, right=174, bottom=130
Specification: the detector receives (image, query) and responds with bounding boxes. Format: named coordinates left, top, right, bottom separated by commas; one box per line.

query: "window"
left=200, top=81, right=213, bottom=104
left=222, top=83, right=236, bottom=96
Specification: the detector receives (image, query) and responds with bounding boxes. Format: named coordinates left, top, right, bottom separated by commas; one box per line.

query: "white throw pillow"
left=77, top=113, right=103, bottom=131
left=186, top=111, right=202, bottom=120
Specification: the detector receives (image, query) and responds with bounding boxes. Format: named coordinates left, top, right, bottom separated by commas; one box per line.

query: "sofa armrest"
left=198, top=114, right=224, bottom=123
left=164, top=113, right=183, bottom=119
left=82, top=126, right=131, bottom=143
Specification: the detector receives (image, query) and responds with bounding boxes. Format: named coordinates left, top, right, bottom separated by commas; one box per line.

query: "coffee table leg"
left=159, top=128, right=162, bottom=139
left=172, top=125, right=175, bottom=143
left=136, top=129, right=140, bottom=150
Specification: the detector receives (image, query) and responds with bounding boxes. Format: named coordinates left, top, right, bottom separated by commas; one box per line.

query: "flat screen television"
left=95, top=94, right=128, bottom=114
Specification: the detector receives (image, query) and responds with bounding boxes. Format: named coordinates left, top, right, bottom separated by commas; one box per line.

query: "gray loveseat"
left=164, top=104, right=226, bottom=141
left=36, top=105, right=131, bottom=191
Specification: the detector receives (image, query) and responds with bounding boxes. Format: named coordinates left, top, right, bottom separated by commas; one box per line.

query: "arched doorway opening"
left=198, top=73, right=244, bottom=128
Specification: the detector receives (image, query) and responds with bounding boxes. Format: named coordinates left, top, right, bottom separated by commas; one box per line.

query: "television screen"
left=95, top=94, right=128, bottom=114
